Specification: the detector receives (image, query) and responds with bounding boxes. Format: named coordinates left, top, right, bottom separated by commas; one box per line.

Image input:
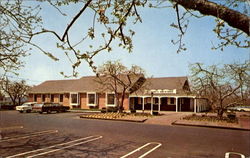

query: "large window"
left=107, top=93, right=115, bottom=105
left=51, top=94, right=54, bottom=102
left=70, top=93, right=78, bottom=104
left=60, top=94, right=63, bottom=103
left=42, top=94, right=45, bottom=102
left=34, top=94, right=37, bottom=102
left=87, top=93, right=96, bottom=106
left=170, top=98, right=175, bottom=105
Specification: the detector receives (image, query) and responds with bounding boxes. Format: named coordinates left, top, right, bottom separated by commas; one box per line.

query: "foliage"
left=96, top=60, right=146, bottom=112
left=0, top=78, right=30, bottom=106
left=0, top=0, right=249, bottom=76
left=190, top=61, right=250, bottom=118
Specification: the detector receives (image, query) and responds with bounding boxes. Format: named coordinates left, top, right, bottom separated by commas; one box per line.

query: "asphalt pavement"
left=0, top=111, right=249, bottom=158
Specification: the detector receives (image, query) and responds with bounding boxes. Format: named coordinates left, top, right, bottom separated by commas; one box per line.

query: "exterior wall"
left=54, top=94, right=59, bottom=103
left=80, top=93, right=87, bottom=109
left=36, top=94, right=42, bottom=103
left=122, top=94, right=129, bottom=110
left=63, top=93, right=70, bottom=107
left=28, top=94, right=34, bottom=102
left=98, top=93, right=106, bottom=109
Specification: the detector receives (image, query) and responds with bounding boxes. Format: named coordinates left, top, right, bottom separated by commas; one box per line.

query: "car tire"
left=240, top=110, right=245, bottom=112
left=27, top=110, right=31, bottom=113
left=19, top=111, right=23, bottom=113
left=47, top=110, right=51, bottom=114
left=39, top=111, right=43, bottom=114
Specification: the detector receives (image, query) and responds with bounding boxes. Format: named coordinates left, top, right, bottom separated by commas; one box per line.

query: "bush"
left=130, top=109, right=136, bottom=113
left=101, top=107, right=119, bottom=113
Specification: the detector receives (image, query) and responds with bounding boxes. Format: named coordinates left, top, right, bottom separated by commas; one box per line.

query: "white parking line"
left=121, top=142, right=162, bottom=158
left=6, top=135, right=103, bottom=158
left=225, top=152, right=245, bottom=158
left=0, top=126, right=23, bottom=131
left=0, top=130, right=58, bottom=143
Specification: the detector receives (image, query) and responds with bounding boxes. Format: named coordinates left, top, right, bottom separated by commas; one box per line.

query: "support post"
left=194, top=98, right=197, bottom=113
left=142, top=97, right=145, bottom=113
left=151, top=92, right=153, bottom=115
left=158, top=97, right=161, bottom=112
left=176, top=97, right=178, bottom=112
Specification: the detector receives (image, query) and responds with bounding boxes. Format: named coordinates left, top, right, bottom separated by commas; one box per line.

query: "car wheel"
left=39, top=111, right=43, bottom=114
left=240, top=110, right=245, bottom=112
left=27, top=110, right=31, bottom=113
left=19, top=111, right=23, bottom=113
left=47, top=110, right=51, bottom=114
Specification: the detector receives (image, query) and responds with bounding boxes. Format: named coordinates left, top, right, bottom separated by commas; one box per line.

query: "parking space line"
left=121, top=142, right=162, bottom=158
left=0, top=130, right=58, bottom=143
left=6, top=135, right=103, bottom=158
left=0, top=126, right=23, bottom=131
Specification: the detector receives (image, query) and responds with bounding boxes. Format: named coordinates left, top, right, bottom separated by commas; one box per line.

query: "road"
left=0, top=111, right=249, bottom=158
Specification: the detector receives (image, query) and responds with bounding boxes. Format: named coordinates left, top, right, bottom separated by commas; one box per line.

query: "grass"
left=183, top=114, right=238, bottom=123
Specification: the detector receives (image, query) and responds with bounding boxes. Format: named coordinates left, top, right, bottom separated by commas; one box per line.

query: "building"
left=28, top=76, right=209, bottom=112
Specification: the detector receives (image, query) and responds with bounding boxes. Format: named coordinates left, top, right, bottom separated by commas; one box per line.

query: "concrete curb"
left=172, top=121, right=250, bottom=131
left=79, top=116, right=147, bottom=123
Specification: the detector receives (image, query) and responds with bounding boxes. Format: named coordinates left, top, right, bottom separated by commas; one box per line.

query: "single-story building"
left=28, top=76, right=210, bottom=112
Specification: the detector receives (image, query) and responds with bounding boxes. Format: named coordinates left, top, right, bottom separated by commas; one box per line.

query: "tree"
left=0, top=78, right=30, bottom=106
left=0, top=0, right=249, bottom=75
left=190, top=61, right=250, bottom=118
left=96, top=60, right=146, bottom=112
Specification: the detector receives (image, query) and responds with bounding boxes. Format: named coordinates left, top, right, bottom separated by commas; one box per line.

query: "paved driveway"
left=0, top=111, right=249, bottom=158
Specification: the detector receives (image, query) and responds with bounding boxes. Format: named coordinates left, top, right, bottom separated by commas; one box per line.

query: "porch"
left=129, top=96, right=209, bottom=113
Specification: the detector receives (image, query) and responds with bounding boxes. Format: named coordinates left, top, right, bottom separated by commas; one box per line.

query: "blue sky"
left=14, top=1, right=249, bottom=85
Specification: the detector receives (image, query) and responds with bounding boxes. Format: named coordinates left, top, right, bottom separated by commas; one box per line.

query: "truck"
left=32, top=103, right=70, bottom=114
left=16, top=102, right=37, bottom=113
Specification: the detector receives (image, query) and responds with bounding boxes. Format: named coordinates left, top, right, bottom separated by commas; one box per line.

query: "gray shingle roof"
left=29, top=76, right=189, bottom=94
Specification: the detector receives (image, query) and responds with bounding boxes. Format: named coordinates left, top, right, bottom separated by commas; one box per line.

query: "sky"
left=9, top=1, right=250, bottom=85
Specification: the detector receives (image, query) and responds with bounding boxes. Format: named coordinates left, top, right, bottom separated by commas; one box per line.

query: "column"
left=176, top=97, right=178, bottom=112
left=158, top=97, right=161, bottom=112
left=194, top=98, right=197, bottom=113
left=142, top=97, right=145, bottom=111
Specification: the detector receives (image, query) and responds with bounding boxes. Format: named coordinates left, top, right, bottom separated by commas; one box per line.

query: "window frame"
left=70, top=92, right=79, bottom=105
left=87, top=92, right=96, bottom=106
left=106, top=93, right=116, bottom=107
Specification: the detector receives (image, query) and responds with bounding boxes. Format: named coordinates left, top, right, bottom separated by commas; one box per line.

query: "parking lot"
left=0, top=126, right=163, bottom=158
left=0, top=111, right=250, bottom=158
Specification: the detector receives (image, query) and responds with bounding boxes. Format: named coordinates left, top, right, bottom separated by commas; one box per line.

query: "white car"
left=16, top=102, right=37, bottom=113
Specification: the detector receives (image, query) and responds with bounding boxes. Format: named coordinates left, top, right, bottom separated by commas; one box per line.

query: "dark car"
left=33, top=103, right=70, bottom=114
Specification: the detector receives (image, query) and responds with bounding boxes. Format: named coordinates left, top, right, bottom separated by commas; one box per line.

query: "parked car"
left=33, top=103, right=70, bottom=114
left=227, top=106, right=250, bottom=112
left=16, top=102, right=37, bottom=113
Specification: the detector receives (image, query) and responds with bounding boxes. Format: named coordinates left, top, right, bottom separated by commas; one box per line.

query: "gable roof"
left=29, top=76, right=189, bottom=94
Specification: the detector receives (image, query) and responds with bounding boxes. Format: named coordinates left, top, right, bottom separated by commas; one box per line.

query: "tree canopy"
left=0, top=0, right=249, bottom=76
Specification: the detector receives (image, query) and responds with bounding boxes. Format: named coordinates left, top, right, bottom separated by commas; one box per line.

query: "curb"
left=172, top=121, right=250, bottom=131
left=79, top=116, right=147, bottom=123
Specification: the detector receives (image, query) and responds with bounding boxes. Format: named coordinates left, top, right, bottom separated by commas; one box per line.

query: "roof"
left=29, top=76, right=189, bottom=94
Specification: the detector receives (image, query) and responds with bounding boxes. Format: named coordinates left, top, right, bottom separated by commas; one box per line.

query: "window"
left=60, top=94, right=63, bottom=102
left=34, top=94, right=37, bottom=102
left=70, top=93, right=78, bottom=104
left=87, top=93, right=96, bottom=105
left=51, top=94, right=54, bottom=102
left=42, top=94, right=45, bottom=102
left=170, top=98, right=175, bottom=104
left=107, top=93, right=115, bottom=105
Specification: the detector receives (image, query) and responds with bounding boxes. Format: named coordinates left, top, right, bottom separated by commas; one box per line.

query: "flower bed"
left=80, top=112, right=152, bottom=121
left=183, top=114, right=238, bottom=124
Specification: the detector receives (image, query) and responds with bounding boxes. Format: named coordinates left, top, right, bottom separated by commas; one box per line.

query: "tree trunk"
left=119, top=89, right=126, bottom=113
left=173, top=0, right=249, bottom=35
